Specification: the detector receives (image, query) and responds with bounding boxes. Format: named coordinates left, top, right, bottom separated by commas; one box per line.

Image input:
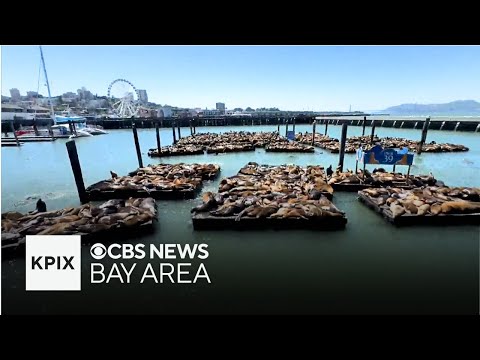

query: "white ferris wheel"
left=107, top=79, right=140, bottom=118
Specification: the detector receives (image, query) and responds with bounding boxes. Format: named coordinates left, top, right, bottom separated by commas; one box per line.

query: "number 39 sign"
left=363, top=145, right=414, bottom=165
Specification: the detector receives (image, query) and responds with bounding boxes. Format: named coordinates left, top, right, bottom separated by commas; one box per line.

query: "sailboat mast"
left=39, top=46, right=56, bottom=125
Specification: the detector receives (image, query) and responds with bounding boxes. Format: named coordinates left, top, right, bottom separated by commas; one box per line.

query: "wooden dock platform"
left=357, top=192, right=480, bottom=226
left=2, top=136, right=56, bottom=142
left=87, top=184, right=199, bottom=200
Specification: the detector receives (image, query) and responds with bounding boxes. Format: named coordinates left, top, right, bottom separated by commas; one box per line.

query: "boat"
left=15, top=124, right=93, bottom=138
left=55, top=108, right=108, bottom=135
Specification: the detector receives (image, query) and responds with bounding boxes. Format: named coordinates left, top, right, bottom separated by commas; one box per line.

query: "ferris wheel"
left=107, top=79, right=140, bottom=118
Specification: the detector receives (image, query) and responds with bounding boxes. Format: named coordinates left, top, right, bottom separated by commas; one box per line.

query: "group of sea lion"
left=1, top=198, right=157, bottom=250
left=177, top=131, right=282, bottom=148
left=265, top=142, right=314, bottom=153
left=149, top=131, right=319, bottom=156
left=206, top=143, right=256, bottom=153
left=87, top=163, right=220, bottom=194
left=359, top=186, right=480, bottom=218
left=148, top=145, right=204, bottom=157
left=192, top=162, right=343, bottom=221
left=296, top=133, right=469, bottom=153
left=328, top=168, right=440, bottom=188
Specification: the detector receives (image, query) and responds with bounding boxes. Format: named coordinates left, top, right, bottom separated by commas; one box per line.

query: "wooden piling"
left=47, top=120, right=54, bottom=140
left=177, top=120, right=182, bottom=140
left=189, top=119, right=193, bottom=136
left=370, top=121, right=376, bottom=144
left=132, top=123, right=143, bottom=168
left=312, top=120, right=317, bottom=146
left=66, top=140, right=88, bottom=204
left=72, top=121, right=77, bottom=135
left=172, top=120, right=177, bottom=144
left=338, top=123, right=348, bottom=172
left=285, top=119, right=289, bottom=137
left=68, top=120, right=74, bottom=135
left=325, top=120, right=328, bottom=135
left=10, top=121, right=20, bottom=146
left=362, top=116, right=366, bottom=135
left=155, top=122, right=161, bottom=151
left=32, top=118, right=39, bottom=136
left=292, top=117, right=296, bottom=134
left=417, top=117, right=430, bottom=155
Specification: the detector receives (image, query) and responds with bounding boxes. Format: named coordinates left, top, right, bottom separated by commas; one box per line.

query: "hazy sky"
left=1, top=45, right=479, bottom=111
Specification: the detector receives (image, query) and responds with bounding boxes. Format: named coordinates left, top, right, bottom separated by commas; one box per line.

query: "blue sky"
left=1, top=46, right=479, bottom=111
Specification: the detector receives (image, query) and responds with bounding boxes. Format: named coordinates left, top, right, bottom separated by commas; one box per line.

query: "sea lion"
left=440, top=201, right=480, bottom=214
left=54, top=215, right=81, bottom=224
left=430, top=203, right=442, bottom=215
left=77, top=223, right=110, bottom=233
left=139, top=198, right=156, bottom=214
left=2, top=211, right=23, bottom=221
left=417, top=204, right=430, bottom=216
left=2, top=219, right=15, bottom=231
left=283, top=208, right=308, bottom=219
left=37, top=222, right=74, bottom=235
left=36, top=199, right=47, bottom=212
left=403, top=201, right=418, bottom=214
left=390, top=203, right=405, bottom=218
left=255, top=206, right=278, bottom=218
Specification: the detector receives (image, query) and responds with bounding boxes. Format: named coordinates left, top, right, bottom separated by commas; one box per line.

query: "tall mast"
left=39, top=46, right=56, bottom=125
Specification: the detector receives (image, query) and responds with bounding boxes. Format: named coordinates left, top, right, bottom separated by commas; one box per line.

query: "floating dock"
left=147, top=147, right=204, bottom=157
left=1, top=142, right=22, bottom=147
left=1, top=198, right=158, bottom=257
left=357, top=189, right=480, bottom=226
left=2, top=137, right=56, bottom=143
left=86, top=163, right=220, bottom=201
left=86, top=184, right=199, bottom=200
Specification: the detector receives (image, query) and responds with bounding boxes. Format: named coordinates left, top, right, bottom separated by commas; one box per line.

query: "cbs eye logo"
left=90, top=243, right=107, bottom=260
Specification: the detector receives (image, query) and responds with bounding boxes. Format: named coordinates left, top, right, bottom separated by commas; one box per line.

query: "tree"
left=245, top=107, right=255, bottom=112
left=233, top=108, right=243, bottom=112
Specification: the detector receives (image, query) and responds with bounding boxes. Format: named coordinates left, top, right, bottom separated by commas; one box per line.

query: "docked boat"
left=55, top=110, right=108, bottom=135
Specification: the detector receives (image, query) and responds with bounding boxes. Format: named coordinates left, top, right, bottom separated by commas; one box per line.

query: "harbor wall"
left=2, top=116, right=480, bottom=132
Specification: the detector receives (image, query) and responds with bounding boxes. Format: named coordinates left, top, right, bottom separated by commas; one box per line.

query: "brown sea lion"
left=440, top=201, right=480, bottom=214
left=37, top=222, right=74, bottom=235
left=390, top=203, right=405, bottom=218
left=403, top=202, right=418, bottom=214
left=2, top=211, right=24, bottom=221
left=54, top=215, right=81, bottom=224
left=255, top=206, right=278, bottom=218
left=417, top=204, right=431, bottom=216
left=430, top=203, right=442, bottom=215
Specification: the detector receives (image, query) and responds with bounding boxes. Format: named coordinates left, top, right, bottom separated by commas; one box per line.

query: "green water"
left=2, top=125, right=479, bottom=314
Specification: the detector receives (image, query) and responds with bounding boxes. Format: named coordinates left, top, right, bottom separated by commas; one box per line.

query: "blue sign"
left=363, top=145, right=414, bottom=165
left=286, top=131, right=295, bottom=141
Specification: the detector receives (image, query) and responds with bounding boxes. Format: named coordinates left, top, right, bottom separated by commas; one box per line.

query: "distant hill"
left=382, top=100, right=480, bottom=116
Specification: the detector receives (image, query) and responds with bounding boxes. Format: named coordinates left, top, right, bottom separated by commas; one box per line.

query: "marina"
left=2, top=123, right=479, bottom=315
left=2, top=44, right=480, bottom=315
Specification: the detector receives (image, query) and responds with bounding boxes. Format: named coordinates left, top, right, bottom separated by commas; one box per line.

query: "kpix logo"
left=26, top=235, right=81, bottom=291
